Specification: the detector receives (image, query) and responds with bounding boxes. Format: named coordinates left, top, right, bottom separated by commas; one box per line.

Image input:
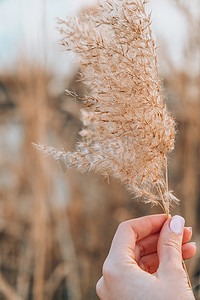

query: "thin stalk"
left=164, top=160, right=194, bottom=296
left=157, top=183, right=169, bottom=217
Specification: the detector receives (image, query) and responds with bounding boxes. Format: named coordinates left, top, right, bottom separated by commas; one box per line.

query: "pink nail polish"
left=189, top=242, right=196, bottom=248
left=170, top=215, right=185, bottom=236
left=187, top=227, right=192, bottom=235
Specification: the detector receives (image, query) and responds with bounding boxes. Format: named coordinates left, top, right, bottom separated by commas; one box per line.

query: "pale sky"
left=0, top=0, right=187, bottom=76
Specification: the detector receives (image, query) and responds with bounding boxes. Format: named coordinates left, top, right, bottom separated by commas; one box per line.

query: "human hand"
left=96, top=214, right=196, bottom=300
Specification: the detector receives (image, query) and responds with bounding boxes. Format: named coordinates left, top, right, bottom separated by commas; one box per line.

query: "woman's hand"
left=96, top=214, right=196, bottom=300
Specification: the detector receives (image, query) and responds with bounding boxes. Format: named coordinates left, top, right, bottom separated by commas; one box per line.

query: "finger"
left=135, top=232, right=158, bottom=261
left=183, top=227, right=192, bottom=244
left=108, top=214, right=167, bottom=262
left=157, top=215, right=185, bottom=278
left=135, top=226, right=192, bottom=261
left=138, top=242, right=196, bottom=274
left=182, top=242, right=196, bottom=260
left=139, top=252, right=159, bottom=274
left=96, top=277, right=106, bottom=300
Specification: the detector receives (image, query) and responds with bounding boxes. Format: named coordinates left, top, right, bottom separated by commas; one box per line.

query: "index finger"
left=108, top=214, right=167, bottom=261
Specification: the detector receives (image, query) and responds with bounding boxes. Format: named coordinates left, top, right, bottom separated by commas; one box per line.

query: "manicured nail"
left=189, top=242, right=196, bottom=248
left=187, top=227, right=192, bottom=235
left=170, top=215, right=185, bottom=236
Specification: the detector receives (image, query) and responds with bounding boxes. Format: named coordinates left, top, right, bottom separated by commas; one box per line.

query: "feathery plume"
left=36, top=0, right=176, bottom=215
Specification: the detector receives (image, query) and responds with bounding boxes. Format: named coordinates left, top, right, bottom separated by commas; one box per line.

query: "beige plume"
left=35, top=0, right=177, bottom=215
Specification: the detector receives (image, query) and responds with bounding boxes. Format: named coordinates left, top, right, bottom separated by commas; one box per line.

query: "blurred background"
left=0, top=0, right=199, bottom=299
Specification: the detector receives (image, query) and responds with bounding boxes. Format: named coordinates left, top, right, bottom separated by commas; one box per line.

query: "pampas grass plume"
left=35, top=0, right=177, bottom=215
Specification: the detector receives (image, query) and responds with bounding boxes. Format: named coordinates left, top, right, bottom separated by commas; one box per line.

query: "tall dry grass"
left=1, top=61, right=140, bottom=300
left=0, top=63, right=83, bottom=300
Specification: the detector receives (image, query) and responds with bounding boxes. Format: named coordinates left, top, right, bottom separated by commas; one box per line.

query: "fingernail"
left=187, top=227, right=192, bottom=235
left=189, top=242, right=196, bottom=248
left=170, top=215, right=185, bottom=236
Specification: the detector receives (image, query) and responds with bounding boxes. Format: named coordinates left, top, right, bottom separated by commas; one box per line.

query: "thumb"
left=157, top=215, right=185, bottom=278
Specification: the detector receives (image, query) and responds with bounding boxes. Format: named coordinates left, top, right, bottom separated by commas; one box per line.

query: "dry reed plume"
left=36, top=0, right=176, bottom=215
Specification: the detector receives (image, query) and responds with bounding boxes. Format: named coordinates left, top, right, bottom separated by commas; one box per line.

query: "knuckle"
left=102, top=260, right=112, bottom=278
left=164, top=239, right=182, bottom=253
left=102, top=259, right=119, bottom=282
left=96, top=277, right=104, bottom=298
left=118, top=220, right=128, bottom=230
